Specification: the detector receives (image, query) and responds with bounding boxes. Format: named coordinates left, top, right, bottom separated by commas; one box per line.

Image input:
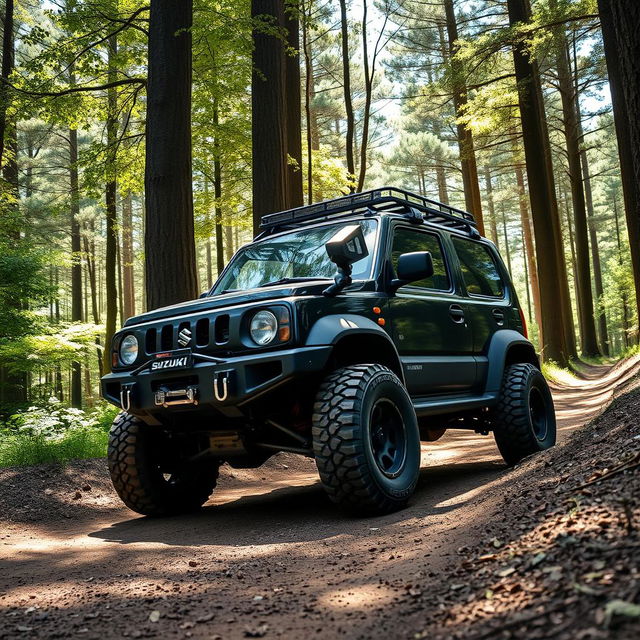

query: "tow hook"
left=120, top=383, right=135, bottom=412
left=213, top=371, right=230, bottom=402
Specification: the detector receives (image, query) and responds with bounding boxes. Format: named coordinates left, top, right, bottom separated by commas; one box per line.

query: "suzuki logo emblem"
left=178, top=328, right=191, bottom=347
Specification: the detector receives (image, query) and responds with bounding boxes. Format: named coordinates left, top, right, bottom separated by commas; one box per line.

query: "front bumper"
left=101, top=345, right=332, bottom=417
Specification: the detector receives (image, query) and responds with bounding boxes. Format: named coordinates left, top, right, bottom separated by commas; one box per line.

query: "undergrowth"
left=0, top=399, right=118, bottom=467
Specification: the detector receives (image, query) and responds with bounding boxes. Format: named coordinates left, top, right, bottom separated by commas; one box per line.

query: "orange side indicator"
left=377, top=317, right=386, bottom=327
left=372, top=306, right=381, bottom=314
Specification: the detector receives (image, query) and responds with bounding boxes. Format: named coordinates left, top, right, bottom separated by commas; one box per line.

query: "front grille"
left=143, top=314, right=230, bottom=355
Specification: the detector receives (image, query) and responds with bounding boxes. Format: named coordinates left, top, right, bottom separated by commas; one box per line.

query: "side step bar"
left=412, top=393, right=498, bottom=417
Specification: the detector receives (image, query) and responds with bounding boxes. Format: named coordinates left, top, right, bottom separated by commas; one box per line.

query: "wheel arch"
left=305, top=314, right=405, bottom=383
left=484, top=329, right=539, bottom=395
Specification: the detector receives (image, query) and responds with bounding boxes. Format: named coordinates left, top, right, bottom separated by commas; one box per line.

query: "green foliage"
left=0, top=399, right=118, bottom=467
left=0, top=323, right=103, bottom=375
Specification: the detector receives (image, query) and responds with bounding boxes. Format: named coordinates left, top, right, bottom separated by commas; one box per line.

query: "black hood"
left=123, top=281, right=331, bottom=327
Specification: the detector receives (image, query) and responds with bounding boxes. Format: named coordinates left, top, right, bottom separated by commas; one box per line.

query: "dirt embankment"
left=1, top=358, right=639, bottom=640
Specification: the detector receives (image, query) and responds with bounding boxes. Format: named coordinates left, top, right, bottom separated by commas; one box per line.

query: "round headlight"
left=250, top=310, right=278, bottom=346
left=119, top=334, right=139, bottom=365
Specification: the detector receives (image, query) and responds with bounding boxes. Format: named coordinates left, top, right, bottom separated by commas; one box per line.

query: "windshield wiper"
left=259, top=277, right=332, bottom=288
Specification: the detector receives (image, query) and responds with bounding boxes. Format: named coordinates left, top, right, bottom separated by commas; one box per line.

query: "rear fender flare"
left=484, top=329, right=539, bottom=395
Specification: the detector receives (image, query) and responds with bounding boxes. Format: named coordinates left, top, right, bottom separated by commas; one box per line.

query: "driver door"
left=387, top=225, right=476, bottom=396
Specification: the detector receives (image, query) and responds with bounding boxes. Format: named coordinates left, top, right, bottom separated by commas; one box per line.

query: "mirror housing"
left=199, top=291, right=209, bottom=299
left=323, top=224, right=369, bottom=296
left=390, top=251, right=434, bottom=292
left=325, top=224, right=369, bottom=269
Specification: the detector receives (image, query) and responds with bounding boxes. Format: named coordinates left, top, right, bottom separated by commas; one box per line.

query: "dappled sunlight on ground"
left=2, top=358, right=639, bottom=639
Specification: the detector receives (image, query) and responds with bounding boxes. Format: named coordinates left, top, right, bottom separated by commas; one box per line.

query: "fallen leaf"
left=148, top=610, right=161, bottom=623
left=604, top=599, right=640, bottom=627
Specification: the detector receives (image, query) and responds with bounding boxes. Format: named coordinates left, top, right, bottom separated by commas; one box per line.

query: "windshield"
left=212, top=219, right=378, bottom=294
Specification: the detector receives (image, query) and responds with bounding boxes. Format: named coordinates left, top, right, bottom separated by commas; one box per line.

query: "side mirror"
left=323, top=224, right=369, bottom=296
left=391, top=251, right=434, bottom=292
left=199, top=291, right=209, bottom=299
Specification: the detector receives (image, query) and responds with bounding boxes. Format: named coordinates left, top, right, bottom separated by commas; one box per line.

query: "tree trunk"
left=0, top=0, right=13, bottom=167
left=500, top=203, right=513, bottom=277
left=507, top=0, right=573, bottom=366
left=69, top=127, right=82, bottom=407
left=212, top=100, right=225, bottom=274
left=554, top=26, right=600, bottom=356
left=483, top=166, right=499, bottom=246
left=145, top=0, right=198, bottom=308
left=443, top=0, right=484, bottom=233
left=520, top=224, right=533, bottom=324
left=302, top=1, right=318, bottom=203
left=252, top=0, right=289, bottom=232
left=285, top=2, right=304, bottom=207
left=339, top=0, right=355, bottom=189
left=103, top=35, right=119, bottom=373
left=0, top=1, right=25, bottom=405
left=225, top=225, right=234, bottom=262
left=598, top=0, right=640, bottom=327
left=514, top=157, right=543, bottom=340
left=356, top=0, right=373, bottom=192
left=614, top=199, right=631, bottom=348
left=436, top=164, right=449, bottom=205
left=122, top=192, right=135, bottom=320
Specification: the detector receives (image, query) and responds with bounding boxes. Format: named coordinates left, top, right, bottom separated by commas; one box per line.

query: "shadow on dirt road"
left=2, top=357, right=639, bottom=640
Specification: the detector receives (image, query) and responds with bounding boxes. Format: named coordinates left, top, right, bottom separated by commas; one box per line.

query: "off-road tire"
left=492, top=363, right=556, bottom=466
left=108, top=412, right=219, bottom=516
left=312, top=364, right=420, bottom=515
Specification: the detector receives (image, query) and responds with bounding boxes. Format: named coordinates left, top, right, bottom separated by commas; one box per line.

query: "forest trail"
left=1, top=357, right=639, bottom=640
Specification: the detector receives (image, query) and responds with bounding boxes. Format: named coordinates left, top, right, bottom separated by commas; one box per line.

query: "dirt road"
left=2, top=357, right=639, bottom=640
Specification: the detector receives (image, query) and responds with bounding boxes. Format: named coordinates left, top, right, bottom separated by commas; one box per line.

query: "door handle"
left=449, top=304, right=465, bottom=323
left=492, top=308, right=505, bottom=326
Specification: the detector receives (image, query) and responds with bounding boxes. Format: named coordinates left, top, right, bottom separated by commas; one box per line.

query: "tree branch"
left=1, top=77, right=146, bottom=98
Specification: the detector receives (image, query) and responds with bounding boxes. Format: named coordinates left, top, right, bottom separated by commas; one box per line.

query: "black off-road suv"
left=102, top=187, right=556, bottom=516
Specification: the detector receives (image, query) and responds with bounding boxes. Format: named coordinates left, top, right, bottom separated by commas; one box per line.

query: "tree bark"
left=69, top=126, right=82, bottom=407
left=554, top=26, right=600, bottom=356
left=301, top=1, right=317, bottom=203
left=436, top=164, right=449, bottom=205
left=103, top=35, right=118, bottom=373
left=339, top=0, right=355, bottom=190
left=252, top=0, right=289, bottom=232
left=122, top=192, right=135, bottom=319
left=483, top=166, right=499, bottom=246
left=507, top=0, right=574, bottom=366
left=285, top=2, right=304, bottom=207
left=145, top=0, right=198, bottom=308
left=599, top=0, right=640, bottom=331
left=0, top=0, right=13, bottom=167
left=514, top=157, right=543, bottom=340
left=443, top=0, right=484, bottom=234
left=356, top=0, right=373, bottom=192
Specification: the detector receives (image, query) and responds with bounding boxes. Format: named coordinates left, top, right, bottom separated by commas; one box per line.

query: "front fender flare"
left=305, top=314, right=404, bottom=383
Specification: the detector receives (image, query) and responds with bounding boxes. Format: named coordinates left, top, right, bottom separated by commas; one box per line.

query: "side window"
left=391, top=227, right=450, bottom=291
left=451, top=237, right=504, bottom=298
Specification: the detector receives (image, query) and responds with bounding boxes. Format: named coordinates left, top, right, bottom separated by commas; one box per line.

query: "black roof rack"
left=259, top=187, right=480, bottom=237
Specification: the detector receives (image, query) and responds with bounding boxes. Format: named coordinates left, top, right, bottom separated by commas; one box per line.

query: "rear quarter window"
left=451, top=237, right=504, bottom=298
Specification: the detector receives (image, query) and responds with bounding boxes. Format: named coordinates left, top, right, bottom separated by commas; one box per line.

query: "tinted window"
left=391, top=227, right=450, bottom=291
left=452, top=237, right=504, bottom=297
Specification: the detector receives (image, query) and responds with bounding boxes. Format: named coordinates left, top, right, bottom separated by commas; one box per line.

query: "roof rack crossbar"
left=259, top=187, right=477, bottom=235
